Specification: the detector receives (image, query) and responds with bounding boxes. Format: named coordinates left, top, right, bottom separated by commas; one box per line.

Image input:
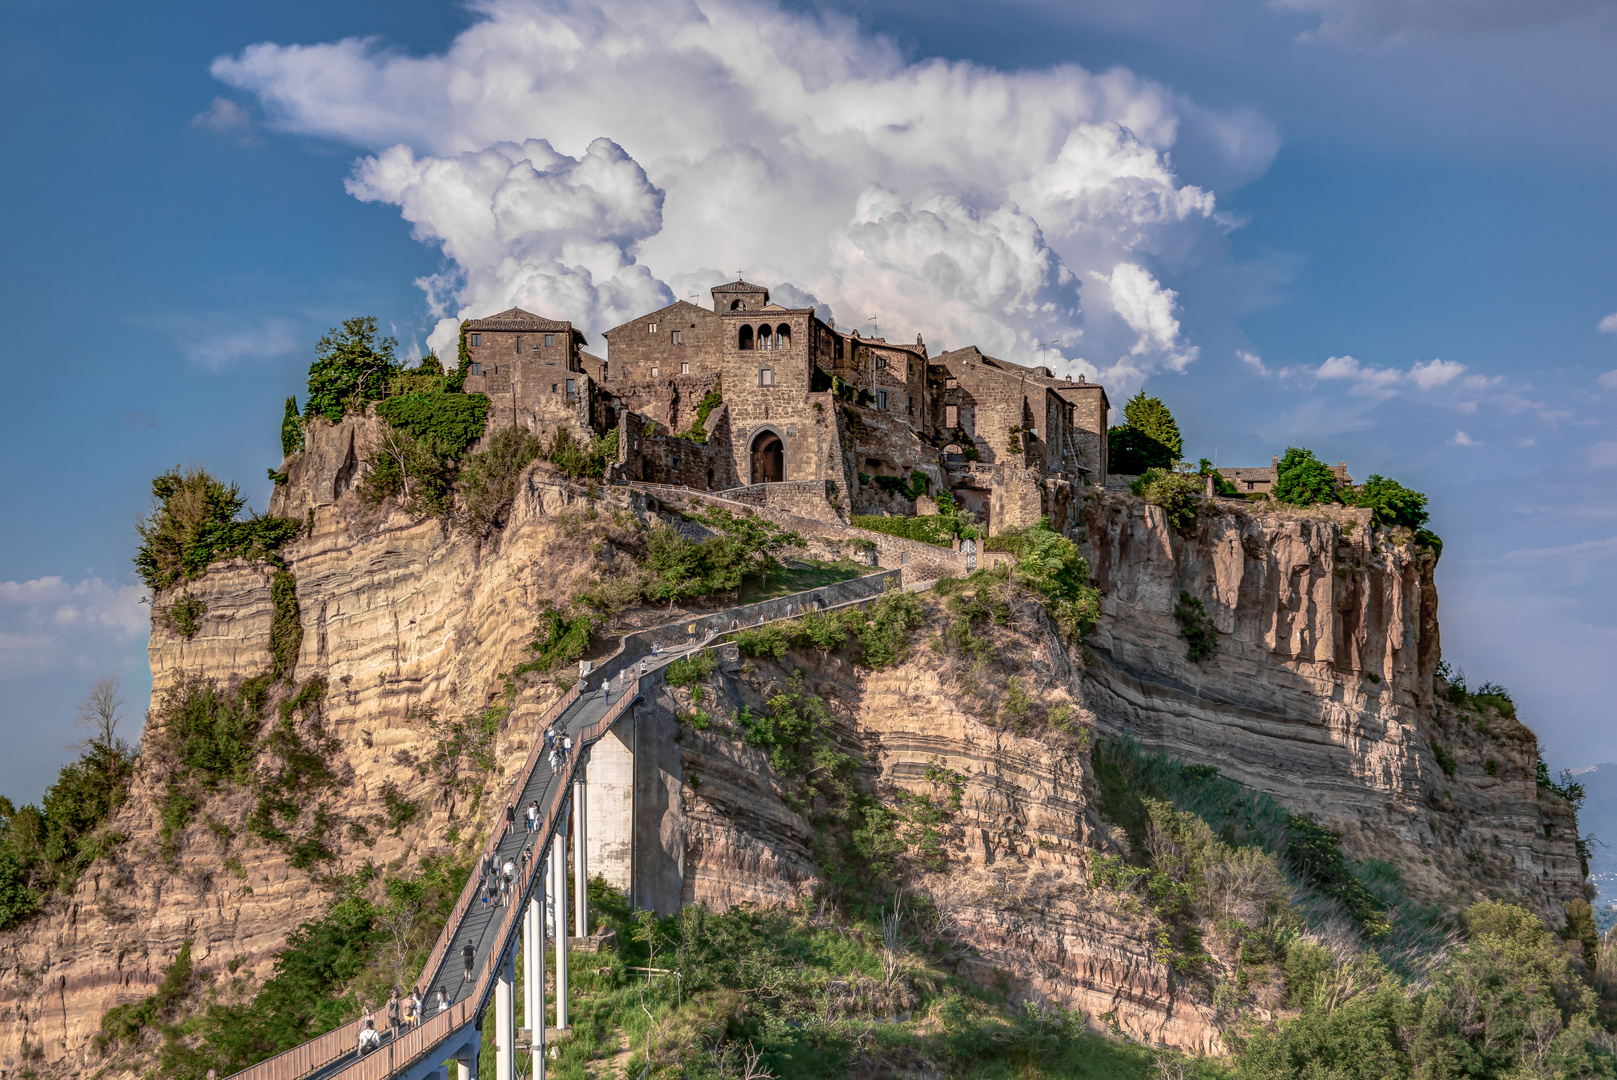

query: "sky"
left=1, top=0, right=1614, bottom=805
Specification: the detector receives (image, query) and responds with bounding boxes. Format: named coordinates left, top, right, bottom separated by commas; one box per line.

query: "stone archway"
left=750, top=430, right=784, bottom=484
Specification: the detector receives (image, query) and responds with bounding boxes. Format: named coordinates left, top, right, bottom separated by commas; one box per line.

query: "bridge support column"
left=525, top=893, right=540, bottom=1047
left=554, top=801, right=571, bottom=1031
left=574, top=763, right=588, bottom=938
left=496, top=946, right=514, bottom=1080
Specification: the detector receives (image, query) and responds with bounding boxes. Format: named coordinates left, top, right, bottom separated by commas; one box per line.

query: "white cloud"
left=1599, top=370, right=1617, bottom=390
left=153, top=314, right=303, bottom=370
left=0, top=577, right=149, bottom=675
left=1452, top=429, right=1479, bottom=446
left=193, top=96, right=254, bottom=135
left=1600, top=313, right=1617, bottom=334
left=1273, top=0, right=1600, bottom=47
left=1590, top=441, right=1617, bottom=469
left=1238, top=349, right=1269, bottom=375
left=1410, top=357, right=1465, bottom=388
left=212, top=0, right=1281, bottom=394
left=1316, top=354, right=1406, bottom=397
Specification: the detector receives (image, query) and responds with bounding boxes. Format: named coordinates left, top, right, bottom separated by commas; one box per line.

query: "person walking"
left=505, top=802, right=517, bottom=837
left=412, top=987, right=424, bottom=1028
left=545, top=724, right=556, bottom=753
left=403, top=988, right=417, bottom=1030
left=463, top=942, right=476, bottom=982
left=358, top=1019, right=381, bottom=1055
left=526, top=800, right=538, bottom=832
left=562, top=734, right=573, bottom=760
left=435, top=987, right=450, bottom=1015
left=387, top=988, right=400, bottom=1035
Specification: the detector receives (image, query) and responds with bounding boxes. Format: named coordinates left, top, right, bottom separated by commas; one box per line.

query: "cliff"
left=0, top=421, right=1586, bottom=1073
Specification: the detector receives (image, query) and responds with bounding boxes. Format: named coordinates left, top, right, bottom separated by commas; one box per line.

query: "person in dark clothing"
left=463, top=943, right=476, bottom=982
left=505, top=803, right=516, bottom=836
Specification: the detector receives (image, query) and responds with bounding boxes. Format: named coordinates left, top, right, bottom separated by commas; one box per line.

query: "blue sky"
left=2, top=0, right=1614, bottom=804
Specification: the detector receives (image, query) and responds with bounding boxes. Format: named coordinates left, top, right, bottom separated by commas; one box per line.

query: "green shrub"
left=387, top=352, right=451, bottom=397
left=540, top=427, right=618, bottom=480
left=851, top=511, right=979, bottom=545
left=511, top=606, right=594, bottom=678
left=1273, top=446, right=1342, bottom=506
left=1010, top=523, right=1101, bottom=639
left=1284, top=814, right=1390, bottom=938
left=1430, top=741, right=1456, bottom=777
left=870, top=472, right=930, bottom=500
left=678, top=385, right=724, bottom=442
left=665, top=651, right=718, bottom=688
left=1346, top=474, right=1430, bottom=530
left=135, top=467, right=302, bottom=591
left=95, top=939, right=195, bottom=1051
left=269, top=571, right=301, bottom=679
left=375, top=391, right=489, bottom=458
left=734, top=622, right=790, bottom=659
left=280, top=396, right=304, bottom=458
left=1197, top=458, right=1240, bottom=497
left=1131, top=468, right=1203, bottom=530
left=302, top=316, right=398, bottom=422
left=164, top=591, right=207, bottom=639
left=850, top=585, right=925, bottom=668
left=457, top=425, right=544, bottom=536
left=1173, top=591, right=1219, bottom=662
left=357, top=423, right=456, bottom=516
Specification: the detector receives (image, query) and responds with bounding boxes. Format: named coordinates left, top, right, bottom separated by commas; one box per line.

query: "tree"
left=690, top=505, right=805, bottom=592
left=303, top=316, right=399, bottom=423
left=1272, top=447, right=1341, bottom=507
left=1107, top=391, right=1183, bottom=474
left=280, top=397, right=304, bottom=459
left=1011, top=524, right=1102, bottom=639
left=1346, top=475, right=1430, bottom=530
left=1198, top=458, right=1240, bottom=498
left=75, top=675, right=126, bottom=756
left=1124, top=391, right=1183, bottom=459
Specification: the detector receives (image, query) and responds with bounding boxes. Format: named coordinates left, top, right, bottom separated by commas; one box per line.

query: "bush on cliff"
left=375, top=391, right=490, bottom=458
left=135, top=466, right=301, bottom=591
left=1008, top=522, right=1102, bottom=639
left=1131, top=467, right=1203, bottom=530
left=457, top=425, right=544, bottom=536
left=1273, top=446, right=1343, bottom=506
left=1345, top=474, right=1431, bottom=531
left=302, top=315, right=399, bottom=422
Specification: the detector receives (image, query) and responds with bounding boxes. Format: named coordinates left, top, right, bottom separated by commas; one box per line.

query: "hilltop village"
left=456, top=279, right=1110, bottom=533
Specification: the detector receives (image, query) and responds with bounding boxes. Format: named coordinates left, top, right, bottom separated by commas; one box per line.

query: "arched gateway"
left=750, top=430, right=784, bottom=484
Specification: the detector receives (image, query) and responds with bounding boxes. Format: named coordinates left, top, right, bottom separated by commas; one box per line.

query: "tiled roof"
left=464, top=308, right=572, bottom=332
left=712, top=279, right=768, bottom=293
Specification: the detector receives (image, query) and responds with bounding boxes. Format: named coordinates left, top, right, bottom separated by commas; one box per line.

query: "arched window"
left=776, top=324, right=792, bottom=349
left=730, top=299, right=742, bottom=310
left=739, top=324, right=754, bottom=350
left=758, top=324, right=774, bottom=350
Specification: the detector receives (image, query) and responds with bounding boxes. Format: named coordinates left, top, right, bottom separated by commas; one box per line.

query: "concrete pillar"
left=495, top=948, right=514, bottom=1080
left=524, top=895, right=540, bottom=1038
left=574, top=767, right=589, bottom=939
left=586, top=715, right=635, bottom=892
left=554, top=802, right=570, bottom=1030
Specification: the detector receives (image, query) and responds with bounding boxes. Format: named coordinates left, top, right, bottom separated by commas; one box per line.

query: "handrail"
left=224, top=569, right=899, bottom=1080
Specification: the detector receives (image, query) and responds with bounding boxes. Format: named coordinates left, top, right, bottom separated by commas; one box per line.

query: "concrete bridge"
left=224, top=569, right=906, bottom=1080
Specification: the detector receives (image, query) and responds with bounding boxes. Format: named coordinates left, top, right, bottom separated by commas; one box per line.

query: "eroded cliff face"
left=0, top=416, right=646, bottom=1075
left=0, top=424, right=1585, bottom=1073
left=1076, top=493, right=1586, bottom=919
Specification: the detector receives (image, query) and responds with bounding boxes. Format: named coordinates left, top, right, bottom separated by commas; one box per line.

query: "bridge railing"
left=320, top=677, right=643, bottom=1080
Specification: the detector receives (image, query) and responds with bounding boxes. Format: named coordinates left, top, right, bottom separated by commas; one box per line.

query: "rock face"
left=0, top=425, right=1586, bottom=1074
left=1076, top=493, right=1586, bottom=919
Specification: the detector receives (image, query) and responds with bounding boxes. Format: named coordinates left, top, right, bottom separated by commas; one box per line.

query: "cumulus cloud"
left=1311, top=353, right=1489, bottom=401
left=212, top=0, right=1278, bottom=392
left=1273, top=0, right=1600, bottom=47
left=0, top=577, right=149, bottom=675
left=1600, top=312, right=1617, bottom=334
left=1238, top=349, right=1269, bottom=375
left=1598, top=370, right=1617, bottom=390
left=1452, top=429, right=1479, bottom=446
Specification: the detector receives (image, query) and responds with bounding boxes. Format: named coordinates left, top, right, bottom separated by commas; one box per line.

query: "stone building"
left=454, top=280, right=1113, bottom=536
left=1218, top=456, right=1353, bottom=495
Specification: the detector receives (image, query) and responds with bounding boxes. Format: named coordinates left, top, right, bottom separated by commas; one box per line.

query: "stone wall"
left=600, top=300, right=725, bottom=385
left=615, top=403, right=738, bottom=490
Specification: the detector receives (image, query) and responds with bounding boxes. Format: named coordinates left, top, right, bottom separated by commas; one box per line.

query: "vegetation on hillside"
left=301, top=316, right=400, bottom=423
left=852, top=491, right=981, bottom=545
left=134, top=466, right=301, bottom=591
left=0, top=678, right=137, bottom=929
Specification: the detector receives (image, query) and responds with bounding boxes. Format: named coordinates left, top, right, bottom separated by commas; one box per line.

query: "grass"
left=473, top=878, right=1211, bottom=1080
left=737, top=558, right=874, bottom=604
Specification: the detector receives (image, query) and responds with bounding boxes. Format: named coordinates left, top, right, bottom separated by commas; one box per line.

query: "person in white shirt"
left=435, top=987, right=450, bottom=1014
left=357, top=1019, right=381, bottom=1055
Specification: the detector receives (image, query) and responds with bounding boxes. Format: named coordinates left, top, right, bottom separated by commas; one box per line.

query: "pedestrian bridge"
left=225, top=569, right=903, bottom=1080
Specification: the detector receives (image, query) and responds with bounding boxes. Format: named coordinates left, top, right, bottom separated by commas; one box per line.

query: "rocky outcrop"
left=1076, top=493, right=1586, bottom=919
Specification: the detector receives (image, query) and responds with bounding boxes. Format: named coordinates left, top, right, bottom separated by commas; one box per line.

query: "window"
left=908, top=395, right=914, bottom=415
left=602, top=363, right=609, bottom=380
left=758, top=325, right=773, bottom=350
left=672, top=330, right=682, bottom=344
left=544, top=333, right=555, bottom=347
left=833, top=337, right=844, bottom=360
left=671, top=455, right=682, bottom=469
left=551, top=384, right=558, bottom=393
left=469, top=333, right=481, bottom=346
left=470, top=362, right=483, bottom=376
left=877, top=390, right=888, bottom=410
left=946, top=405, right=959, bottom=427
left=649, top=323, right=657, bottom=334
left=759, top=367, right=775, bottom=387
left=776, top=323, right=791, bottom=349
left=566, top=379, right=576, bottom=399
left=739, top=325, right=754, bottom=350
left=730, top=299, right=742, bottom=310
left=876, top=355, right=888, bottom=370
left=516, top=336, right=523, bottom=353
left=905, top=361, right=912, bottom=379
left=680, top=362, right=690, bottom=375
left=651, top=366, right=660, bottom=377
left=945, top=378, right=958, bottom=389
